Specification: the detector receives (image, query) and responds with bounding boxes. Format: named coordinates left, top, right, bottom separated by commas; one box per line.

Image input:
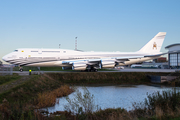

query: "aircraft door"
left=38, top=49, right=42, bottom=54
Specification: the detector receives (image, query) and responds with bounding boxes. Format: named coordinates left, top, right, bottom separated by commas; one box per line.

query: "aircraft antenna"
left=59, top=44, right=61, bottom=49
left=75, top=37, right=77, bottom=50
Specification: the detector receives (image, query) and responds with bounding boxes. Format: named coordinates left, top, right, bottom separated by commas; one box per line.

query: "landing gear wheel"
left=19, top=68, right=23, bottom=72
left=94, top=69, right=98, bottom=72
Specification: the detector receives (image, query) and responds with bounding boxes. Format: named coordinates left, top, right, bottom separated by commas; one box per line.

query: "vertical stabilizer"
left=138, top=32, right=166, bottom=53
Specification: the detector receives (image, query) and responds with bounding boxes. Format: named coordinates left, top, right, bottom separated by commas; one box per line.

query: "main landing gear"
left=19, top=66, right=23, bottom=72
left=85, top=65, right=98, bottom=72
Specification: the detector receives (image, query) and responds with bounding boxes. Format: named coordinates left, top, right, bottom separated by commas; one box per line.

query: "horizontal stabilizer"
left=144, top=52, right=168, bottom=57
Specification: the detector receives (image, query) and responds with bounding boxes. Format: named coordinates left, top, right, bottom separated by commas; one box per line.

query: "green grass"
left=0, top=74, right=21, bottom=85
left=0, top=75, right=62, bottom=104
left=40, top=67, right=63, bottom=71
left=13, top=66, right=65, bottom=71
left=0, top=74, right=72, bottom=120
left=98, top=68, right=117, bottom=71
left=13, top=66, right=39, bottom=71
left=47, top=72, right=151, bottom=85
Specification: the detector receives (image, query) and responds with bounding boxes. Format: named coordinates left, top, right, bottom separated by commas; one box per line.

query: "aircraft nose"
left=2, top=55, right=7, bottom=62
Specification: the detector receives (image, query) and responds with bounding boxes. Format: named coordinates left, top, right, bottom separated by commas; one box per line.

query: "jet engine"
left=72, top=63, right=87, bottom=70
left=101, top=60, right=115, bottom=68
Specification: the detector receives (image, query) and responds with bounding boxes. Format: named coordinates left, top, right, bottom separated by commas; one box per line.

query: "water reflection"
left=44, top=85, right=175, bottom=113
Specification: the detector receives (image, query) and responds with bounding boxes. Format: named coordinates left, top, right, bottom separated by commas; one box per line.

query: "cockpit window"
left=14, top=50, right=18, bottom=52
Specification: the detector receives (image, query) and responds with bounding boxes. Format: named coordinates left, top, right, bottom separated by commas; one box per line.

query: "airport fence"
left=0, top=65, right=13, bottom=76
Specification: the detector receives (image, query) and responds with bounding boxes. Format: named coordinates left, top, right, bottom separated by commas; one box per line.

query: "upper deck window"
left=42, top=51, right=60, bottom=53
left=14, top=50, right=18, bottom=52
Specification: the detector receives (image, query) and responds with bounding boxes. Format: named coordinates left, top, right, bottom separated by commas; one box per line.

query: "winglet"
left=138, top=32, right=166, bottom=53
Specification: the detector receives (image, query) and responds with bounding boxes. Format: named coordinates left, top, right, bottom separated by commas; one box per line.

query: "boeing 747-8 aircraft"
left=2, top=32, right=166, bottom=72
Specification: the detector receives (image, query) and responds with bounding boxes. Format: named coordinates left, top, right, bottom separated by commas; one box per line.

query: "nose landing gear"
left=19, top=66, right=23, bottom=72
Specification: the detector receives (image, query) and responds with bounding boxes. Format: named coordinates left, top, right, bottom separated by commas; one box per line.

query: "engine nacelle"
left=72, top=63, right=87, bottom=70
left=101, top=60, right=115, bottom=68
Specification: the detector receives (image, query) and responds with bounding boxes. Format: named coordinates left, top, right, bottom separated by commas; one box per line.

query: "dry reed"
left=155, top=106, right=163, bottom=119
left=37, top=85, right=74, bottom=108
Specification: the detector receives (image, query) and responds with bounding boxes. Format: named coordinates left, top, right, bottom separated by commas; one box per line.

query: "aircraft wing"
left=61, top=55, right=146, bottom=70
left=61, top=52, right=166, bottom=71
left=144, top=53, right=168, bottom=57
left=115, top=55, right=144, bottom=61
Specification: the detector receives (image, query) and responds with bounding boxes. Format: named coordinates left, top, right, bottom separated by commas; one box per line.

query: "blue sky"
left=1, top=0, right=180, bottom=63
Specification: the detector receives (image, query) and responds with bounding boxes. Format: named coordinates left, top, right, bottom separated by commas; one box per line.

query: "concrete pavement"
left=0, top=68, right=176, bottom=76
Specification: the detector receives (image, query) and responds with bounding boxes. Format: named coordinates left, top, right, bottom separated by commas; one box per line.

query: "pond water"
left=43, top=85, right=177, bottom=113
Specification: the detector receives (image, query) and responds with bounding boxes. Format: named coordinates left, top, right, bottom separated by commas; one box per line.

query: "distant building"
left=165, top=43, right=180, bottom=69
left=154, top=57, right=167, bottom=63
left=0, top=61, right=2, bottom=66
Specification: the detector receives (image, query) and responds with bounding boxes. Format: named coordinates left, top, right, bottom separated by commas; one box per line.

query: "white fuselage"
left=2, top=48, right=160, bottom=67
